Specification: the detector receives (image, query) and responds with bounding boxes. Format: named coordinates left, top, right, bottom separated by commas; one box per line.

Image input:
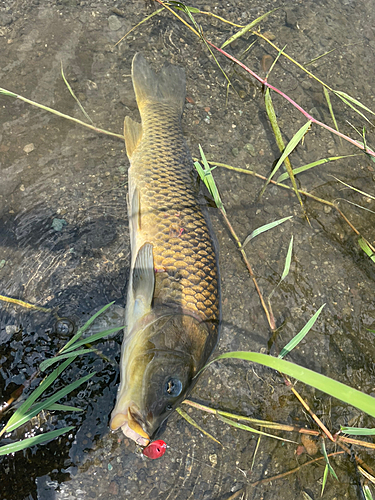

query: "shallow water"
left=1, top=0, right=375, bottom=499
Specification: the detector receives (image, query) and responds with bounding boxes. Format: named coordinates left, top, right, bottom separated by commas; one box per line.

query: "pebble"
left=0, top=259, right=5, bottom=269
left=6, top=325, right=18, bottom=335
left=108, top=15, right=122, bottom=31
left=23, top=143, right=35, bottom=153
left=0, top=13, right=13, bottom=26
left=262, top=31, right=275, bottom=41
left=285, top=8, right=299, bottom=28
left=244, top=143, right=255, bottom=156
left=108, top=481, right=119, bottom=495
left=232, top=147, right=239, bottom=157
left=52, top=218, right=67, bottom=231
left=301, top=80, right=312, bottom=90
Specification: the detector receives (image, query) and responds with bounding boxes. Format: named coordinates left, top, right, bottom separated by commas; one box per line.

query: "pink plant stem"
left=207, top=41, right=375, bottom=158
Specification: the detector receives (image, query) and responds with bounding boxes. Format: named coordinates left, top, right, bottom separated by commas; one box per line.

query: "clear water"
left=1, top=0, right=375, bottom=499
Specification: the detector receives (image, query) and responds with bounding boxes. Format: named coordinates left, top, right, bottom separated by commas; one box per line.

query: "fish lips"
left=110, top=404, right=151, bottom=447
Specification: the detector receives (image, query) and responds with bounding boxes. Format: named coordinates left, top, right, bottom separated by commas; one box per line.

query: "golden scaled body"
left=130, top=100, right=220, bottom=322
left=110, top=53, right=220, bottom=446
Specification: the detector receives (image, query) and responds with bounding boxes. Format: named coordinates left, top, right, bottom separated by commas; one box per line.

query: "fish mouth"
left=110, top=404, right=150, bottom=447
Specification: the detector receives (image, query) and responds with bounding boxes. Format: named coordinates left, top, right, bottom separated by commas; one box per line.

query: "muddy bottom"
left=1, top=0, right=375, bottom=499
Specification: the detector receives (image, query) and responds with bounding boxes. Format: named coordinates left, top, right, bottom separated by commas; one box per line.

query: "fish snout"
left=110, top=403, right=151, bottom=447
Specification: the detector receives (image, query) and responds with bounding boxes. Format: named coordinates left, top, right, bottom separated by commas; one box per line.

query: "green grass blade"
left=322, top=439, right=338, bottom=480
left=281, top=236, right=293, bottom=281
left=1, top=358, right=74, bottom=437
left=259, top=120, right=312, bottom=197
left=243, top=216, right=293, bottom=247
left=63, top=326, right=124, bottom=353
left=176, top=407, right=221, bottom=445
left=339, top=199, right=375, bottom=215
left=46, top=403, right=83, bottom=412
left=332, top=176, right=375, bottom=200
left=6, top=372, right=95, bottom=433
left=334, top=90, right=375, bottom=116
left=0, top=88, right=123, bottom=139
left=168, top=1, right=199, bottom=13
left=205, top=352, right=375, bottom=418
left=323, top=87, right=340, bottom=140
left=358, top=237, right=375, bottom=263
left=334, top=93, right=372, bottom=125
left=60, top=301, right=115, bottom=353
left=218, top=415, right=296, bottom=443
left=363, top=485, right=374, bottom=500
left=40, top=349, right=95, bottom=372
left=195, top=146, right=226, bottom=214
left=278, top=304, right=326, bottom=359
left=221, top=8, right=278, bottom=49
left=61, top=62, right=94, bottom=125
left=0, top=87, right=17, bottom=98
left=269, top=236, right=294, bottom=300
left=340, top=426, right=375, bottom=436
left=265, top=45, right=286, bottom=80
left=321, top=464, right=329, bottom=496
left=265, top=88, right=304, bottom=211
left=0, top=426, right=74, bottom=456
left=276, top=155, right=359, bottom=183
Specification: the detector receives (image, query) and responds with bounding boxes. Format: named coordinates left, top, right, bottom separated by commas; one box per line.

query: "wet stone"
left=0, top=13, right=13, bottom=25
left=108, top=15, right=122, bottom=31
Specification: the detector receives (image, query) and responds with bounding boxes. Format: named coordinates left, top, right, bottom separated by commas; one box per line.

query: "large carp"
left=110, top=53, right=220, bottom=446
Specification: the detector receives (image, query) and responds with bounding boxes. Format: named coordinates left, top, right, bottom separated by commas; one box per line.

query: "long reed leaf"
left=60, top=302, right=115, bottom=353
left=5, top=372, right=95, bottom=434
left=1, top=358, right=74, bottom=437
left=205, top=352, right=375, bottom=418
left=63, top=325, right=124, bottom=353
left=0, top=426, right=74, bottom=456
left=40, top=349, right=95, bottom=372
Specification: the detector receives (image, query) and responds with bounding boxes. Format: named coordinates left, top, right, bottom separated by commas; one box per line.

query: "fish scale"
left=130, top=102, right=219, bottom=322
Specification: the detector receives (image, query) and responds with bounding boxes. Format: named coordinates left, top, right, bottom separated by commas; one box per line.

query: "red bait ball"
left=142, top=440, right=167, bottom=459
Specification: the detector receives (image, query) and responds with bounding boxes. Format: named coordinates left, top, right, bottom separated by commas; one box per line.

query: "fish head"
left=110, top=310, right=217, bottom=445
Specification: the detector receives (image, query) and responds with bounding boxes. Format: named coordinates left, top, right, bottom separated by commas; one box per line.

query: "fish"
left=110, top=53, right=220, bottom=447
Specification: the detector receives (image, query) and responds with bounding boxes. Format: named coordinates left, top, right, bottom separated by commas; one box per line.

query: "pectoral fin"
left=132, top=243, right=154, bottom=319
left=124, top=116, right=142, bottom=158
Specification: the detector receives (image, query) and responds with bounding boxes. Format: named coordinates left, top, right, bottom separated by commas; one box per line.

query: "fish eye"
left=164, top=378, right=183, bottom=397
left=166, top=404, right=173, bottom=411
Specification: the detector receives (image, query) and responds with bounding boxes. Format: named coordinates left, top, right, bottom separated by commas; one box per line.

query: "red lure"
left=142, top=440, right=167, bottom=459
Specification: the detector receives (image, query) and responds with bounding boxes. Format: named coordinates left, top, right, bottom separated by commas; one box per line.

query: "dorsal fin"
left=124, top=116, right=142, bottom=158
